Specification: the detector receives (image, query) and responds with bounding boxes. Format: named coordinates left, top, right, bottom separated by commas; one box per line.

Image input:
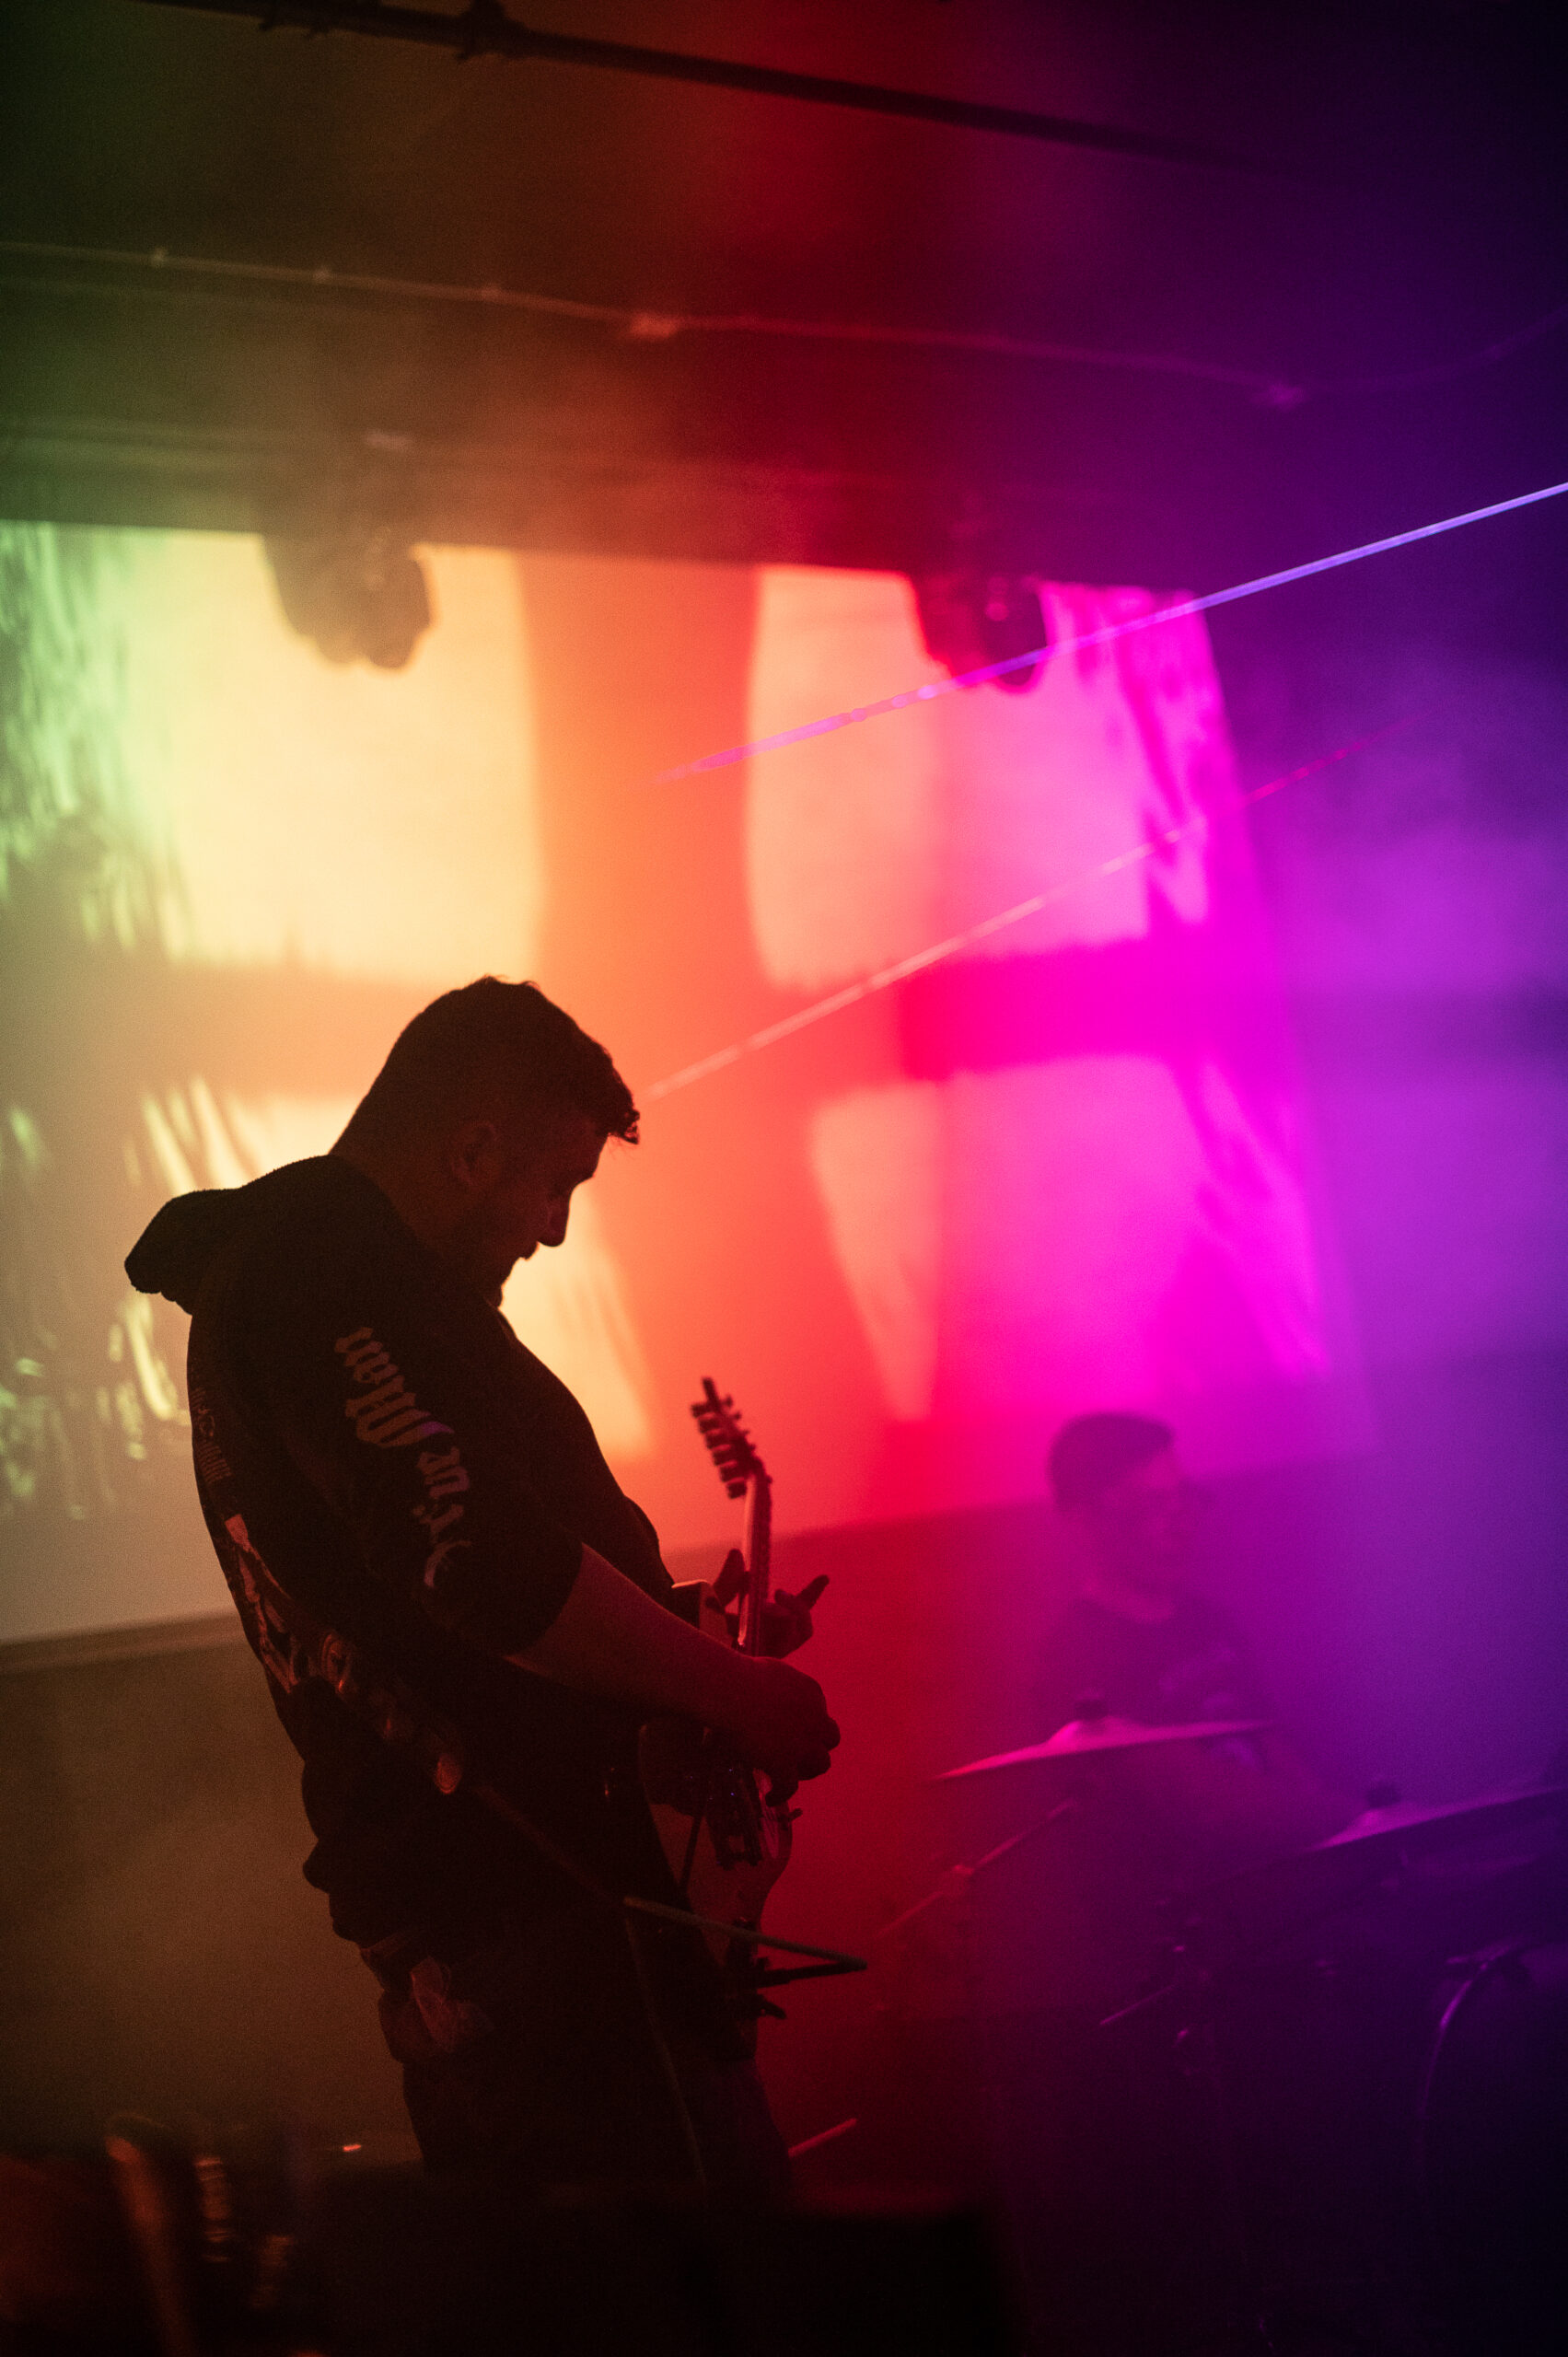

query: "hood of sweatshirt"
left=123, top=1158, right=366, bottom=1314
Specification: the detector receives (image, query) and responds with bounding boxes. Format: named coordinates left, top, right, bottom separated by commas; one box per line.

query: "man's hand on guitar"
left=709, top=1550, right=827, bottom=1659
left=718, top=1655, right=840, bottom=1798
left=759, top=1573, right=829, bottom=1658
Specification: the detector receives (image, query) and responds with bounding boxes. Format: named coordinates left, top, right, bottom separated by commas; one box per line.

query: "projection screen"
left=0, top=522, right=1362, bottom=1642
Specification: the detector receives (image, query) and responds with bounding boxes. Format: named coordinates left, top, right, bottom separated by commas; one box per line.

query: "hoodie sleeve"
left=125, top=1190, right=244, bottom=1315
left=198, top=1218, right=583, bottom=1662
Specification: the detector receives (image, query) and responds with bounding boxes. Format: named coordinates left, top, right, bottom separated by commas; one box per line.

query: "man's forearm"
left=507, top=1545, right=750, bottom=1724
left=506, top=1545, right=840, bottom=1788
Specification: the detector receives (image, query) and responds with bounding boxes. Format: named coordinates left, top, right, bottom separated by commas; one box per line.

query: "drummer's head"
left=1048, top=1412, right=1195, bottom=1606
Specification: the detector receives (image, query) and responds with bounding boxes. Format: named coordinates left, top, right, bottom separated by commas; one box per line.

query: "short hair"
left=1048, top=1412, right=1174, bottom=1514
left=350, top=978, right=638, bottom=1144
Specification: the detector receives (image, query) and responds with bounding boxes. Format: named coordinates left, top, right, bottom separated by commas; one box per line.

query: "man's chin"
left=484, top=1244, right=536, bottom=1305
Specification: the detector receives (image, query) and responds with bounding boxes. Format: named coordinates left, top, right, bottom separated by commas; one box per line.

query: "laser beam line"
left=645, top=478, right=1567, bottom=787
left=639, top=710, right=1429, bottom=1104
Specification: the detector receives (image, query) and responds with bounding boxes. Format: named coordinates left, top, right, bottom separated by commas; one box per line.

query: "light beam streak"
left=645, top=480, right=1568, bottom=787
left=639, top=710, right=1429, bottom=1104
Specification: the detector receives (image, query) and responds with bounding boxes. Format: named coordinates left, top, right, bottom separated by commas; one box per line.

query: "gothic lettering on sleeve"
left=334, top=1326, right=473, bottom=1591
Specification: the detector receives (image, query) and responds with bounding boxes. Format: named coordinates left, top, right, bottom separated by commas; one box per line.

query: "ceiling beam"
left=134, top=0, right=1280, bottom=177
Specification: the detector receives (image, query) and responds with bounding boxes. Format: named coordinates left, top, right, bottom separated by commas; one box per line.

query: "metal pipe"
left=135, top=0, right=1276, bottom=176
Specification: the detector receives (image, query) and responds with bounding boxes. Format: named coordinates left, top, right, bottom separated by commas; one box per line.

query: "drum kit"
left=908, top=1711, right=1568, bottom=2350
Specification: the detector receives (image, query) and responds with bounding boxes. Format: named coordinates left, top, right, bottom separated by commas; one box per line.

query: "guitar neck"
left=739, top=1471, right=772, bottom=1656
left=689, top=1376, right=774, bottom=1658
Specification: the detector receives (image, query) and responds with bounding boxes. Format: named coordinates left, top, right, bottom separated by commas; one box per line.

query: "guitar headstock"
left=691, top=1376, right=767, bottom=1499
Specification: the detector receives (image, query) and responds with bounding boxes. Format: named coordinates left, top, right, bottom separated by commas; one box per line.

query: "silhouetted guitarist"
left=127, top=977, right=837, bottom=2194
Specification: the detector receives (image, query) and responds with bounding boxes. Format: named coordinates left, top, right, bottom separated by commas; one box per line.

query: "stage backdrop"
left=0, top=523, right=1362, bottom=1643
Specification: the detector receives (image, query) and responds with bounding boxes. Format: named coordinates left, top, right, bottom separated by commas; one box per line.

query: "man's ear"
left=447, top=1119, right=504, bottom=1192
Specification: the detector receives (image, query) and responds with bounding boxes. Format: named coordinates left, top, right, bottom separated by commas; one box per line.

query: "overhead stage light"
left=913, top=570, right=1050, bottom=693
left=265, top=529, right=433, bottom=670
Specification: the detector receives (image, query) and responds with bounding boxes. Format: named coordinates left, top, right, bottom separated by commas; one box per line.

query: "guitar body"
left=641, top=1697, right=794, bottom=1946
left=641, top=1385, right=796, bottom=2038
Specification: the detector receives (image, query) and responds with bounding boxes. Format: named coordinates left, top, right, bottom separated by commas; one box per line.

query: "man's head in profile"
left=1048, top=1411, right=1200, bottom=1624
left=333, top=976, right=639, bottom=1308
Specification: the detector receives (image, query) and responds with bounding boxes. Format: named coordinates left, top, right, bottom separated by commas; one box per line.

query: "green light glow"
left=0, top=520, right=557, bottom=1629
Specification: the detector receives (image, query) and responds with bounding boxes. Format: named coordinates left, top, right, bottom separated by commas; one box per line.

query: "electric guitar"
left=640, top=1379, right=796, bottom=2023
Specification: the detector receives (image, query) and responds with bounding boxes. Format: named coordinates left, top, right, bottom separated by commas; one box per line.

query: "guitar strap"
left=220, top=1521, right=719, bottom=2181
left=220, top=1509, right=621, bottom=1909
left=221, top=1511, right=860, bottom=1975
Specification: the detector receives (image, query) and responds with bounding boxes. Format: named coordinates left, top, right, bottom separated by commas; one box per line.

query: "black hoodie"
left=126, top=1156, right=680, bottom=1947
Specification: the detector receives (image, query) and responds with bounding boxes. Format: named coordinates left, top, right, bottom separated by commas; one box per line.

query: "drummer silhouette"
left=964, top=1417, right=1351, bottom=2351
left=1033, top=1412, right=1349, bottom=1877
left=1036, top=1413, right=1260, bottom=1737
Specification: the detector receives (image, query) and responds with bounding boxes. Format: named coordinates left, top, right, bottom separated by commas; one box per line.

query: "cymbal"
left=1189, top=1782, right=1568, bottom=1951
left=1315, top=1783, right=1568, bottom=1852
left=938, top=1715, right=1271, bottom=1779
